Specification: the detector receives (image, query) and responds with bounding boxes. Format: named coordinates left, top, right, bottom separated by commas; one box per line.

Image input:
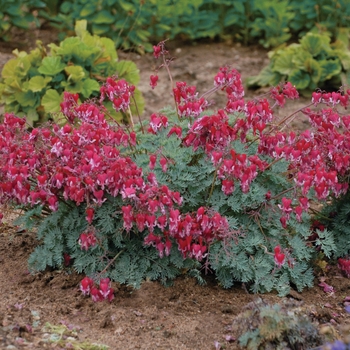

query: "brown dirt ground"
left=1, top=29, right=350, bottom=350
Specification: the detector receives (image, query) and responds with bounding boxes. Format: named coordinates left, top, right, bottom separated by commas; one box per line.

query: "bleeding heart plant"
left=1, top=41, right=350, bottom=297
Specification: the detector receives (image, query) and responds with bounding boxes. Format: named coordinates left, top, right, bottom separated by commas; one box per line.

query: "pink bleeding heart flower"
left=150, top=75, right=159, bottom=89
left=274, top=245, right=285, bottom=268
left=80, top=276, right=94, bottom=296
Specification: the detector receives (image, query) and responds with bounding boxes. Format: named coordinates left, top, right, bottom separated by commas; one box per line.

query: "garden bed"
left=1, top=32, right=350, bottom=349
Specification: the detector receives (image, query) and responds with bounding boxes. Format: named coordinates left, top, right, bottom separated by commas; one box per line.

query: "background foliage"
left=1, top=0, right=349, bottom=52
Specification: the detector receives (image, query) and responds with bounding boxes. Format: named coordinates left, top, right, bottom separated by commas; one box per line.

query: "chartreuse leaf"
left=15, top=90, right=36, bottom=107
left=332, top=48, right=350, bottom=70
left=74, top=19, right=87, bottom=37
left=300, top=32, right=329, bottom=57
left=1, top=59, right=20, bottom=79
left=115, top=60, right=140, bottom=85
left=81, top=79, right=100, bottom=98
left=80, top=4, right=96, bottom=17
left=53, top=37, right=82, bottom=57
left=25, top=107, right=40, bottom=122
left=100, top=37, right=118, bottom=61
left=28, top=76, right=52, bottom=92
left=272, top=49, right=296, bottom=75
left=64, top=66, right=85, bottom=82
left=42, top=89, right=62, bottom=113
left=291, top=50, right=313, bottom=69
left=38, top=57, right=66, bottom=76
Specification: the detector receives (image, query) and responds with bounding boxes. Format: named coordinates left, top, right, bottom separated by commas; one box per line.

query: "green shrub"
left=0, top=20, right=144, bottom=125
left=247, top=32, right=350, bottom=94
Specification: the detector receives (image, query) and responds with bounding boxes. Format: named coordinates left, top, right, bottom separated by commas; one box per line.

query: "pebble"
left=6, top=345, right=18, bottom=350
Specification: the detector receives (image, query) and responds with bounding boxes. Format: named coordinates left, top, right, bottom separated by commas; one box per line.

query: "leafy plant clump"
left=0, top=20, right=143, bottom=125
left=1, top=41, right=350, bottom=299
left=234, top=298, right=324, bottom=349
left=248, top=32, right=350, bottom=94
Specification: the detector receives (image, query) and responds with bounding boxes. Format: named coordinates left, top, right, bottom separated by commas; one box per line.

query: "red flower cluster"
left=79, top=229, right=97, bottom=251
left=80, top=276, right=114, bottom=302
left=100, top=77, right=135, bottom=112
left=0, top=109, right=138, bottom=211
left=144, top=207, right=230, bottom=260
left=173, top=81, right=209, bottom=118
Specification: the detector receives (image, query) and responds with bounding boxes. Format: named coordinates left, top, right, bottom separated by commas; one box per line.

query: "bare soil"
left=0, top=30, right=350, bottom=350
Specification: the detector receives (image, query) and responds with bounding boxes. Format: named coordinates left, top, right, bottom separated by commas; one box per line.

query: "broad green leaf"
left=15, top=90, right=36, bottom=107
left=80, top=4, right=96, bottom=17
left=305, top=58, right=322, bottom=84
left=319, top=59, right=342, bottom=81
left=91, top=23, right=110, bottom=36
left=25, top=107, right=40, bottom=122
left=292, top=50, right=313, bottom=69
left=6, top=6, right=22, bottom=16
left=272, top=51, right=295, bottom=75
left=54, top=37, right=82, bottom=56
left=1, top=59, right=19, bottom=79
left=38, top=57, right=66, bottom=76
left=12, top=16, right=32, bottom=29
left=28, top=76, right=52, bottom=92
left=42, top=89, right=62, bottom=113
left=115, top=60, right=140, bottom=85
left=100, top=37, right=118, bottom=60
left=333, top=49, right=350, bottom=70
left=300, top=33, right=330, bottom=57
left=93, top=10, right=115, bottom=24
left=288, top=69, right=310, bottom=90
left=81, top=78, right=100, bottom=98
left=64, top=65, right=85, bottom=82
left=61, top=80, right=84, bottom=93
left=59, top=1, right=71, bottom=13
left=118, top=0, right=136, bottom=12
left=335, top=28, right=349, bottom=47
left=247, top=65, right=281, bottom=88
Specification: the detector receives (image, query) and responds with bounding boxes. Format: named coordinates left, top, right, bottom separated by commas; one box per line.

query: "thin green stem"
left=131, top=94, right=144, bottom=133
left=162, top=55, right=181, bottom=121
left=207, top=166, right=219, bottom=204
left=99, top=249, right=125, bottom=276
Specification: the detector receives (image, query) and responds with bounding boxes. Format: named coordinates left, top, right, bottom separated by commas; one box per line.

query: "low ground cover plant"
left=0, top=20, right=143, bottom=125
left=1, top=41, right=350, bottom=299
